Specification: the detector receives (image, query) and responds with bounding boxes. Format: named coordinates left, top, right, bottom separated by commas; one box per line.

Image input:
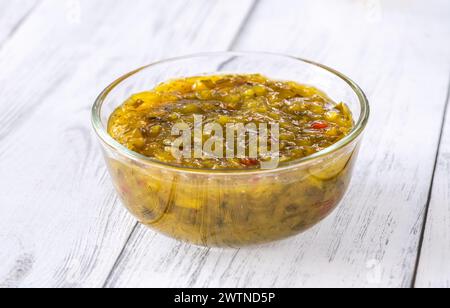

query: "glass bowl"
left=92, top=52, right=369, bottom=247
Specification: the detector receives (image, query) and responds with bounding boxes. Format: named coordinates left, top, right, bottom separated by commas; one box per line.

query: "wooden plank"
left=105, top=0, right=450, bottom=288
left=415, top=85, right=450, bottom=288
left=0, top=0, right=255, bottom=288
left=0, top=0, right=39, bottom=46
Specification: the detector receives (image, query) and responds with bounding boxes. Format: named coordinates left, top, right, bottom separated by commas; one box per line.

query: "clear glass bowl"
left=92, top=52, right=369, bottom=247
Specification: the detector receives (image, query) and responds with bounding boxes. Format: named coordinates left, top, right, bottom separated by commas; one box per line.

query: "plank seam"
left=102, top=222, right=139, bottom=288
left=0, top=0, right=42, bottom=53
left=227, top=0, right=260, bottom=51
left=411, top=72, right=450, bottom=288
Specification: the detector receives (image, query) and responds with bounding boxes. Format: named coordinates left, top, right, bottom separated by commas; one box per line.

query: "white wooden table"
left=0, top=0, right=449, bottom=288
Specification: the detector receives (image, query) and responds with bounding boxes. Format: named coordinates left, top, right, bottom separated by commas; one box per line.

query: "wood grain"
left=1, top=0, right=450, bottom=288
left=415, top=82, right=450, bottom=288
left=0, top=0, right=255, bottom=288
left=0, top=0, right=39, bottom=47
left=105, top=0, right=450, bottom=288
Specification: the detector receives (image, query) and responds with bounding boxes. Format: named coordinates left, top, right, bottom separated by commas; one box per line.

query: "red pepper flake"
left=250, top=175, right=263, bottom=184
left=240, top=158, right=259, bottom=167
left=316, top=199, right=336, bottom=217
left=311, top=121, right=329, bottom=130
left=137, top=179, right=146, bottom=188
left=120, top=185, right=131, bottom=196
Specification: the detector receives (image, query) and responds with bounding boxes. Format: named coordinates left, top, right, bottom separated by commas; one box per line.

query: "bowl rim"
left=92, top=51, right=370, bottom=175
